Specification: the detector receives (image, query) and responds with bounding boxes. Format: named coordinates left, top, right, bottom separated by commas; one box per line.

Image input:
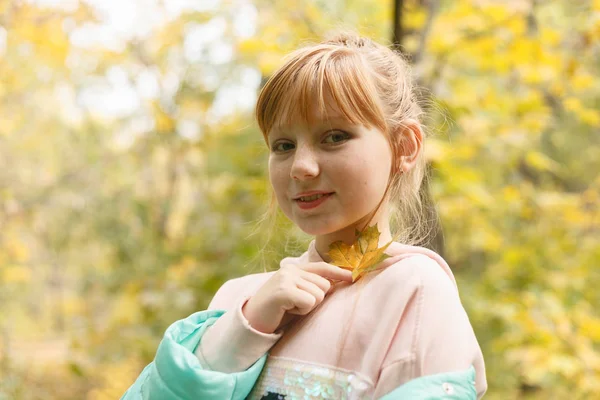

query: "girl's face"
left=268, top=102, right=394, bottom=238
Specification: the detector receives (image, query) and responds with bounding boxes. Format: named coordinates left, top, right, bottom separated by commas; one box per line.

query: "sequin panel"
left=248, top=356, right=373, bottom=400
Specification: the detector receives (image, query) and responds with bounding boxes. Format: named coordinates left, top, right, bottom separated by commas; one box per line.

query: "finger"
left=297, top=270, right=332, bottom=293
left=301, top=262, right=353, bottom=282
left=284, top=286, right=316, bottom=313
left=295, top=279, right=326, bottom=305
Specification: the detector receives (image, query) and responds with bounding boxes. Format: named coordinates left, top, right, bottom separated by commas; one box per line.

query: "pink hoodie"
left=194, top=240, right=487, bottom=399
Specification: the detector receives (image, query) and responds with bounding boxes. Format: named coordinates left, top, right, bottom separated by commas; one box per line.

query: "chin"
left=294, top=218, right=348, bottom=237
left=298, top=226, right=331, bottom=236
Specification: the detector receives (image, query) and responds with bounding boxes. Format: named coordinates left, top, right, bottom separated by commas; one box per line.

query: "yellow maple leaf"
left=327, top=225, right=395, bottom=282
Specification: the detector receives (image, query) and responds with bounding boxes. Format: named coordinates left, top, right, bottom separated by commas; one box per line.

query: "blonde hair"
left=252, top=31, right=438, bottom=258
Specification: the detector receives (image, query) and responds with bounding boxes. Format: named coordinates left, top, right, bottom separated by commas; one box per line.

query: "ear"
left=393, top=119, right=423, bottom=173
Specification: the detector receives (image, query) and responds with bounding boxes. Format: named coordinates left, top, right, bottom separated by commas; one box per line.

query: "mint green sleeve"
left=120, top=309, right=267, bottom=400
left=378, top=366, right=477, bottom=400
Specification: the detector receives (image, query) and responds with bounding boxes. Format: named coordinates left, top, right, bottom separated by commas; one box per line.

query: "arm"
left=194, top=296, right=284, bottom=373
left=374, top=256, right=487, bottom=399
left=121, top=278, right=283, bottom=400
left=194, top=261, right=351, bottom=372
left=121, top=309, right=268, bottom=400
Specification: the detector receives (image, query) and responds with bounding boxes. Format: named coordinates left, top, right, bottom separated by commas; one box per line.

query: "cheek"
left=336, top=149, right=391, bottom=198
left=329, top=163, right=369, bottom=208
left=269, top=162, right=288, bottom=199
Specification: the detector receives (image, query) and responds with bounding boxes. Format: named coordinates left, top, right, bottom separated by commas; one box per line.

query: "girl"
left=122, top=32, right=487, bottom=399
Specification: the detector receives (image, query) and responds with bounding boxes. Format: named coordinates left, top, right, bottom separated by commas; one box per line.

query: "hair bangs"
left=256, top=46, right=387, bottom=144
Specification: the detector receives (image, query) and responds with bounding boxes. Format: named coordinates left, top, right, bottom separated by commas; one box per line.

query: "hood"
left=280, top=239, right=458, bottom=289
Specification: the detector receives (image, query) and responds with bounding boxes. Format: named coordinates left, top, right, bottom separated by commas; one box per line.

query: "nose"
left=290, top=143, right=319, bottom=180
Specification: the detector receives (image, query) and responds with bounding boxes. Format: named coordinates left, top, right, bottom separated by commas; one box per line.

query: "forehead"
left=269, top=93, right=353, bottom=135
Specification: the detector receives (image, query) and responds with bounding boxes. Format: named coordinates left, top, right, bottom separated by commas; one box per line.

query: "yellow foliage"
left=258, top=53, right=284, bottom=76
left=525, top=151, right=558, bottom=172
left=238, top=35, right=285, bottom=75
left=515, top=91, right=545, bottom=114
left=403, top=6, right=427, bottom=30
left=579, top=109, right=600, bottom=127
left=469, top=36, right=497, bottom=56
left=464, top=184, right=494, bottom=205
left=151, top=101, right=176, bottom=133
left=11, top=7, right=70, bottom=67
left=563, top=97, right=600, bottom=126
left=64, top=296, right=86, bottom=317
left=0, top=0, right=598, bottom=398
left=424, top=138, right=448, bottom=162
left=540, top=27, right=561, bottom=46
left=0, top=0, right=9, bottom=15
left=178, top=97, right=208, bottom=117
left=2, top=264, right=31, bottom=284
left=5, top=237, right=29, bottom=262
left=238, top=37, right=267, bottom=55
left=472, top=227, right=502, bottom=252
left=579, top=313, right=600, bottom=342
left=502, top=186, right=521, bottom=203
left=505, top=17, right=526, bottom=37
left=549, top=81, right=565, bottom=97
left=428, top=15, right=461, bottom=54
left=482, top=4, right=511, bottom=24
left=86, top=358, right=141, bottom=400
left=167, top=256, right=198, bottom=282
left=563, top=97, right=583, bottom=113
left=458, top=115, right=491, bottom=136
left=0, top=113, right=23, bottom=137
left=509, top=38, right=539, bottom=64
left=111, top=294, right=142, bottom=325
left=571, top=72, right=596, bottom=91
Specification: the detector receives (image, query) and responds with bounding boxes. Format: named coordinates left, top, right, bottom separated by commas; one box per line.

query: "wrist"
left=242, top=297, right=280, bottom=334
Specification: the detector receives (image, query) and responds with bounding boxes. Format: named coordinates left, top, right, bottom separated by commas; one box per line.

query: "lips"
left=294, top=192, right=334, bottom=210
left=295, top=193, right=334, bottom=202
left=293, top=191, right=335, bottom=200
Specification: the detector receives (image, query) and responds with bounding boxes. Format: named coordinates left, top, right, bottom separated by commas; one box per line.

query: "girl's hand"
left=242, top=262, right=353, bottom=334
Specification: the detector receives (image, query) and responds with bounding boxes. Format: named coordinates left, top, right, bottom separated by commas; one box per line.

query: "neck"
left=314, top=211, right=393, bottom=263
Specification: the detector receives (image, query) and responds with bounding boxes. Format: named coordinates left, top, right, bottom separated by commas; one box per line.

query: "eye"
left=271, top=141, right=295, bottom=153
left=270, top=130, right=350, bottom=153
left=323, top=130, right=350, bottom=144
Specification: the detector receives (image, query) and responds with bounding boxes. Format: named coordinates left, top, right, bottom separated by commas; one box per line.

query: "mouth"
left=294, top=192, right=334, bottom=210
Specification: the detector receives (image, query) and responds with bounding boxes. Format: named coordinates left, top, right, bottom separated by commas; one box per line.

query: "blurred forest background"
left=0, top=0, right=598, bottom=398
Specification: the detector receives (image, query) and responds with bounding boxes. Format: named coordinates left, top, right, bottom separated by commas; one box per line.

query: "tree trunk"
left=392, top=0, right=404, bottom=48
